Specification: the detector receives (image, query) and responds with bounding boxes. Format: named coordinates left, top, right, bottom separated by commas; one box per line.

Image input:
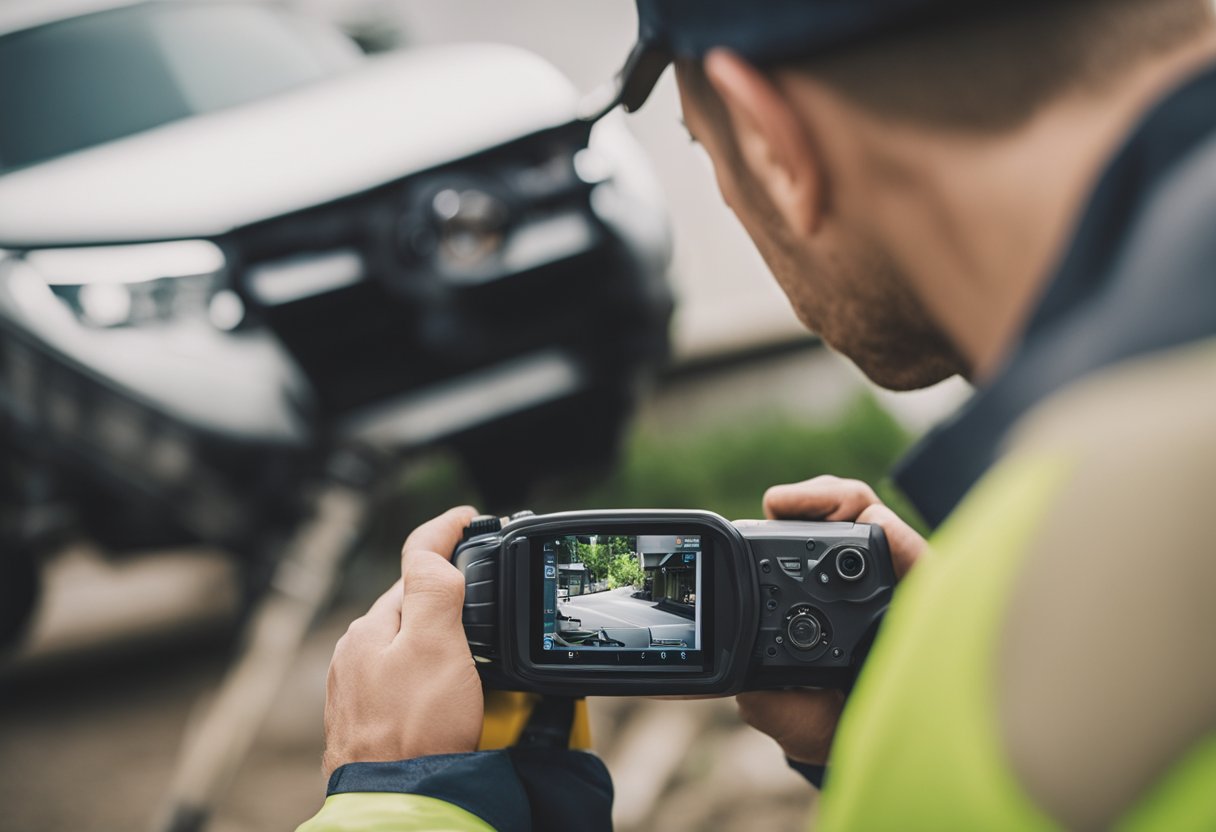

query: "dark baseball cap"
left=580, top=0, right=984, bottom=120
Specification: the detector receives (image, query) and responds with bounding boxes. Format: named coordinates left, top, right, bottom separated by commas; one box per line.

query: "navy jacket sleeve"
left=326, top=748, right=613, bottom=832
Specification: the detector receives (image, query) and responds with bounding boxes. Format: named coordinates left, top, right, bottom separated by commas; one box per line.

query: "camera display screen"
left=533, top=532, right=706, bottom=668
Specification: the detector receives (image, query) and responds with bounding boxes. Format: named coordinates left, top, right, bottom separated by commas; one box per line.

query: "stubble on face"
left=676, top=64, right=968, bottom=391
left=760, top=212, right=967, bottom=391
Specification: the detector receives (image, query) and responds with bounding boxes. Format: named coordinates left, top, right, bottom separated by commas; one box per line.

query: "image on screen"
left=538, top=532, right=702, bottom=664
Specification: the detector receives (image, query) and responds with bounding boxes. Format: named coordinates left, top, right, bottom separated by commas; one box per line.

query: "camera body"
left=454, top=510, right=895, bottom=696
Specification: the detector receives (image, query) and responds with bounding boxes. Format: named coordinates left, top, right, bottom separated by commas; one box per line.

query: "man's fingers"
left=401, top=505, right=480, bottom=564
left=737, top=689, right=841, bottom=733
left=360, top=579, right=404, bottom=634
left=736, top=689, right=844, bottom=764
left=350, top=502, right=478, bottom=653
left=334, top=580, right=404, bottom=657
left=392, top=506, right=481, bottom=640
left=764, top=476, right=880, bottom=521
left=855, top=503, right=926, bottom=578
left=764, top=477, right=928, bottom=578
left=399, top=549, right=469, bottom=637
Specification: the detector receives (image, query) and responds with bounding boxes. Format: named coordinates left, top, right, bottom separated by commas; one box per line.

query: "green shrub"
left=565, top=393, right=917, bottom=526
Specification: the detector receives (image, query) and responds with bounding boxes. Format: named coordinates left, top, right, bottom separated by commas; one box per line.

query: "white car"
left=0, top=0, right=673, bottom=644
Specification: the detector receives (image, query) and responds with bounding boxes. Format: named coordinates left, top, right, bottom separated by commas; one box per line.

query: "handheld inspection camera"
left=454, top=510, right=895, bottom=696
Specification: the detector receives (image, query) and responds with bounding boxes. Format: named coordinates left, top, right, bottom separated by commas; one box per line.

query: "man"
left=300, top=0, right=1216, bottom=829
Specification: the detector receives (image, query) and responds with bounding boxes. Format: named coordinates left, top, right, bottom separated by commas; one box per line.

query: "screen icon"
left=543, top=637, right=553, bottom=650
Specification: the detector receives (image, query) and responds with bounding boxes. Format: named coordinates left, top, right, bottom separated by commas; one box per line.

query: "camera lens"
left=835, top=547, right=867, bottom=581
left=787, top=612, right=822, bottom=650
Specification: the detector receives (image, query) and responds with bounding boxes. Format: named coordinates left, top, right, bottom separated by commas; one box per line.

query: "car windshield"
left=0, top=2, right=362, bottom=173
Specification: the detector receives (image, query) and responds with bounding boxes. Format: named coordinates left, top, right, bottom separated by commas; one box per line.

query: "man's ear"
left=703, top=49, right=824, bottom=235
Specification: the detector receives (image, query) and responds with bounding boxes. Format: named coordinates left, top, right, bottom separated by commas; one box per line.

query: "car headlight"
left=431, top=187, right=510, bottom=274
left=21, top=240, right=244, bottom=330
left=397, top=146, right=598, bottom=288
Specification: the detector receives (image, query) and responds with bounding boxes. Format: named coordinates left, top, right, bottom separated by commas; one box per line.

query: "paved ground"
left=562, top=587, right=687, bottom=630
left=560, top=587, right=697, bottom=649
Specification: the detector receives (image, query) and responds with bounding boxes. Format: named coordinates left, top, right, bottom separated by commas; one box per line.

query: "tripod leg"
left=151, top=483, right=367, bottom=832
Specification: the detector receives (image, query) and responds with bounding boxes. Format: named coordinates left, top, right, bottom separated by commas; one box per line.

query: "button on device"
left=766, top=598, right=779, bottom=611
left=786, top=610, right=823, bottom=650
left=760, top=558, right=772, bottom=574
left=784, top=604, right=831, bottom=648
left=835, top=547, right=867, bottom=582
left=778, top=557, right=802, bottom=573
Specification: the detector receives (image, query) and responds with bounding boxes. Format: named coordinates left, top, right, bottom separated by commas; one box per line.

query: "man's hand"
left=736, top=477, right=927, bottom=765
left=763, top=476, right=926, bottom=578
left=321, top=506, right=483, bottom=779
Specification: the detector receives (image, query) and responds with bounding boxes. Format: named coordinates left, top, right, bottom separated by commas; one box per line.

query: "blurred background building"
left=0, top=2, right=970, bottom=830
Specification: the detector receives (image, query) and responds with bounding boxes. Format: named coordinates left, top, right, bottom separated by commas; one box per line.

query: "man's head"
left=676, top=58, right=965, bottom=390
left=657, top=0, right=1214, bottom=389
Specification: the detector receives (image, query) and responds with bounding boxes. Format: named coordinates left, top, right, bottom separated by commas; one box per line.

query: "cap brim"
left=578, top=41, right=673, bottom=122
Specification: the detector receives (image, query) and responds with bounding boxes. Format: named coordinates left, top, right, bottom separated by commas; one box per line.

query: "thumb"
left=401, top=505, right=481, bottom=564
left=397, top=550, right=467, bottom=638
left=393, top=503, right=479, bottom=632
left=396, top=506, right=480, bottom=637
left=855, top=503, right=927, bottom=578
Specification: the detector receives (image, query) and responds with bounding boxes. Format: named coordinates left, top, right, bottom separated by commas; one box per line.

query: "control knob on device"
left=462, top=514, right=503, bottom=541
left=787, top=610, right=823, bottom=650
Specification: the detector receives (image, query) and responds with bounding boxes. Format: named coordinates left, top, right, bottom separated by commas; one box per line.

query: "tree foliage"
left=577, top=542, right=612, bottom=583
left=561, top=535, right=641, bottom=588
left=606, top=553, right=645, bottom=589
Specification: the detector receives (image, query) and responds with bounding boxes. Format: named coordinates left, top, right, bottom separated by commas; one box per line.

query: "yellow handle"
left=477, top=690, right=592, bottom=750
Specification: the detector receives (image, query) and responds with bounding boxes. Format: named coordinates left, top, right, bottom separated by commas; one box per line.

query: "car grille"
left=231, top=122, right=671, bottom=417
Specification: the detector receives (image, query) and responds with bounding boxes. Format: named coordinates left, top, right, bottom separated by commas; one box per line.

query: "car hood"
left=0, top=43, right=578, bottom=247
